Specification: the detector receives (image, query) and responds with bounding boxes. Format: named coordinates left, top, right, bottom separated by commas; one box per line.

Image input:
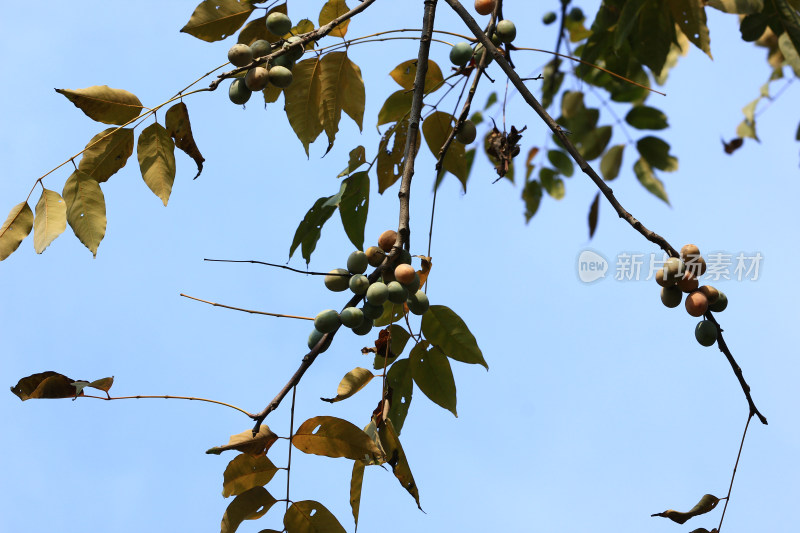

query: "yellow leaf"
left=389, top=59, right=444, bottom=93
left=33, top=189, right=66, bottom=254
left=319, top=0, right=350, bottom=37
left=378, top=418, right=421, bottom=509
left=78, top=128, right=134, bottom=183
left=284, top=58, right=324, bottom=155
left=222, top=454, right=279, bottom=498
left=284, top=500, right=346, bottom=533
left=292, top=415, right=384, bottom=461
left=350, top=460, right=365, bottom=528
left=56, top=86, right=143, bottom=125
left=137, top=122, right=177, bottom=206
left=206, top=425, right=279, bottom=456
left=221, top=486, right=276, bottom=533
left=165, top=103, right=204, bottom=179
left=321, top=367, right=374, bottom=403
left=0, top=201, right=33, bottom=260
left=180, top=0, right=254, bottom=42
left=62, top=171, right=106, bottom=257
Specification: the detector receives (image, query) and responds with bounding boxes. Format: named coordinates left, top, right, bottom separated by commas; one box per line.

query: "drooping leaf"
left=369, top=325, right=406, bottom=369
left=578, top=125, right=613, bottom=160
left=600, top=144, right=625, bottom=180
left=541, top=58, right=564, bottom=109
left=633, top=158, right=670, bottom=204
left=285, top=500, right=346, bottom=533
left=775, top=0, right=800, bottom=54
left=321, top=367, right=374, bottom=403
left=522, top=180, right=543, bottom=222
left=55, top=86, right=143, bottom=125
left=637, top=136, right=678, bottom=171
left=78, top=128, right=134, bottom=183
left=377, top=418, right=421, bottom=509
left=385, top=358, right=412, bottom=434
left=626, top=106, right=669, bottom=130
left=289, top=186, right=343, bottom=264
left=263, top=84, right=283, bottom=104
left=206, top=425, right=279, bottom=456
left=547, top=149, right=574, bottom=177
left=409, top=342, right=457, bottom=416
left=10, top=371, right=83, bottom=401
left=238, top=3, right=287, bottom=45
left=422, top=111, right=467, bottom=190
left=421, top=305, right=487, bottom=369
left=614, top=0, right=648, bottom=51
left=377, top=119, right=419, bottom=194
left=338, top=145, right=367, bottom=177
left=0, top=201, right=33, bottom=260
left=669, top=0, right=712, bottom=57
left=293, top=416, right=384, bottom=462
left=222, top=454, right=279, bottom=498
left=778, top=32, right=800, bottom=76
left=350, top=460, right=365, bottom=529
left=377, top=90, right=413, bottom=127
left=62, top=171, right=106, bottom=257
left=165, top=102, right=205, bottom=179
left=588, top=192, right=600, bottom=239
left=137, top=122, right=177, bottom=206
left=651, top=494, right=721, bottom=524
left=561, top=90, right=584, bottom=119
left=539, top=167, right=565, bottom=200
left=180, top=0, right=255, bottom=42
left=319, top=0, right=350, bottom=37
left=285, top=57, right=324, bottom=155
left=630, top=0, right=675, bottom=75
left=525, top=147, right=539, bottom=180
left=221, top=486, right=277, bottom=533
left=319, top=52, right=365, bottom=149
left=339, top=171, right=369, bottom=250
left=389, top=59, right=444, bottom=93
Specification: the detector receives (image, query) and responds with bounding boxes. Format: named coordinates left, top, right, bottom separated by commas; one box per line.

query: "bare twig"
left=285, top=385, right=297, bottom=513
left=203, top=258, right=348, bottom=277
left=717, top=413, right=753, bottom=532
left=180, top=293, right=314, bottom=321
left=81, top=394, right=255, bottom=417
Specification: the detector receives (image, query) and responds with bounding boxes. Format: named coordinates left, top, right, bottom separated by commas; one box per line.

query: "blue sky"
left=1, top=2, right=798, bottom=532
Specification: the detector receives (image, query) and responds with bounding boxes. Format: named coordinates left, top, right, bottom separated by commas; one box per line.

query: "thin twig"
left=717, top=413, right=753, bottom=532
left=180, top=293, right=314, bottom=321
left=285, top=385, right=297, bottom=513
left=204, top=258, right=348, bottom=277
left=80, top=394, right=255, bottom=417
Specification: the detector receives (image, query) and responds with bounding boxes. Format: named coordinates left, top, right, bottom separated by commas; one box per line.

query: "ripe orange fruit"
left=475, top=0, right=496, bottom=16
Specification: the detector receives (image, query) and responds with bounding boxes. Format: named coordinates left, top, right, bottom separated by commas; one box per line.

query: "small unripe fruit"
left=676, top=273, right=699, bottom=293
left=394, top=264, right=416, bottom=285
left=685, top=291, right=709, bottom=317
left=495, top=20, right=517, bottom=43
left=353, top=318, right=374, bottom=336
left=660, top=285, right=682, bottom=308
left=228, top=44, right=253, bottom=67
left=349, top=274, right=369, bottom=295
left=387, top=281, right=408, bottom=304
left=456, top=120, right=477, bottom=144
left=378, top=230, right=397, bottom=252
left=382, top=268, right=396, bottom=284
left=284, top=36, right=304, bottom=61
left=655, top=269, right=677, bottom=287
left=362, top=302, right=384, bottom=320
left=474, top=43, right=493, bottom=65
left=271, top=53, right=294, bottom=69
left=490, top=32, right=501, bottom=46
left=340, top=307, right=364, bottom=329
left=314, top=309, right=340, bottom=333
left=324, top=268, right=350, bottom=292
left=449, top=42, right=473, bottom=66
left=543, top=12, right=557, bottom=25
left=404, top=272, right=421, bottom=293
left=268, top=66, right=293, bottom=88
left=245, top=67, right=269, bottom=91
left=699, top=285, right=720, bottom=305
left=366, top=282, right=389, bottom=305
left=407, top=290, right=430, bottom=315
left=251, top=40, right=271, bottom=58
left=308, top=328, right=329, bottom=352
left=474, top=0, right=496, bottom=16
left=347, top=251, right=369, bottom=274
left=229, top=78, right=252, bottom=105
left=695, top=320, right=718, bottom=347
left=266, top=12, right=292, bottom=36
left=709, top=292, right=728, bottom=312
left=365, top=246, right=385, bottom=267
left=569, top=7, right=584, bottom=21
left=397, top=249, right=412, bottom=265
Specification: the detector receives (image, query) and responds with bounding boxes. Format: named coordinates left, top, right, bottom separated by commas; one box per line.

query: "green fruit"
left=268, top=65, right=293, bottom=88
left=266, top=12, right=292, bottom=36
left=251, top=39, right=271, bottom=58
left=229, top=78, right=252, bottom=105
left=353, top=318, right=374, bottom=336
left=349, top=274, right=369, bottom=295
left=397, top=249, right=412, bottom=265
left=709, top=292, right=728, bottom=312
left=490, top=32, right=501, bottom=45
left=569, top=7, right=584, bottom=21
left=228, top=44, right=253, bottom=67
left=407, top=290, right=429, bottom=315
left=307, top=328, right=330, bottom=352
left=660, top=285, right=682, bottom=308
left=314, top=309, right=340, bottom=333
left=324, top=268, right=350, bottom=292
left=695, top=320, right=718, bottom=347
left=387, top=281, right=408, bottom=304
left=284, top=36, right=304, bottom=61
left=495, top=20, right=516, bottom=43
left=365, top=246, right=385, bottom=267
left=340, top=307, right=364, bottom=329
left=449, top=42, right=473, bottom=66
left=271, top=53, right=294, bottom=69
left=403, top=272, right=421, bottom=293
left=362, top=302, right=384, bottom=320
left=474, top=43, right=493, bottom=65
left=366, top=282, right=389, bottom=305
left=245, top=67, right=269, bottom=91
left=347, top=251, right=369, bottom=274
left=456, top=120, right=477, bottom=144
left=543, top=11, right=557, bottom=25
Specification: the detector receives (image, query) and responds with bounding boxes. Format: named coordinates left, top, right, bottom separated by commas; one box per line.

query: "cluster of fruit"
left=656, top=244, right=728, bottom=347
left=226, top=12, right=302, bottom=105
left=308, top=230, right=430, bottom=352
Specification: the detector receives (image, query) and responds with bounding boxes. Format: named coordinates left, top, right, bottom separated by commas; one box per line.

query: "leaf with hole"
left=651, top=494, right=721, bottom=524
left=385, top=357, right=413, bottom=434
left=292, top=416, right=383, bottom=461
left=284, top=500, right=346, bottom=533
left=221, top=486, right=276, bottom=533
left=165, top=103, right=204, bottom=179
left=378, top=418, right=421, bottom=509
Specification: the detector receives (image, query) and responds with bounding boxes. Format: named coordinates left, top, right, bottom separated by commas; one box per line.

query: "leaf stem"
left=80, top=394, right=255, bottom=417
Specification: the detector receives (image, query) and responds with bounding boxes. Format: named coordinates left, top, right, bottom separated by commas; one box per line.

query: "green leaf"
left=422, top=111, right=467, bottom=191
left=522, top=180, right=543, bottom=222
left=285, top=57, right=324, bottom=155
left=588, top=192, right=600, bottom=239
left=389, top=59, right=444, bottom=93
left=289, top=187, right=343, bottom=264
left=539, top=167, right=565, bottom=200
left=338, top=145, right=366, bottom=177
left=137, top=122, right=177, bottom=206
left=546, top=150, right=574, bottom=177
left=237, top=3, right=288, bottom=45
left=318, top=52, right=365, bottom=150
left=600, top=144, right=625, bottom=180
left=339, top=171, right=369, bottom=250
left=285, top=500, right=346, bottom=533
left=222, top=454, right=279, bottom=498
left=10, top=371, right=83, bottom=400
left=630, top=1, right=675, bottom=75
left=706, top=0, right=763, bottom=14
left=775, top=0, right=800, bottom=54
left=421, top=305, right=487, bottom=369
left=350, top=460, right=365, bottom=529
left=410, top=342, right=457, bottom=416
left=165, top=102, right=204, bottom=179
left=0, top=201, right=33, bottom=261
left=385, top=358, right=413, bottom=434
left=626, top=106, right=669, bottom=130
left=580, top=125, right=613, bottom=161
left=180, top=0, right=255, bottom=42
left=78, top=128, right=134, bottom=183
left=56, top=86, right=143, bottom=125
left=377, top=120, right=419, bottom=194
left=319, top=0, right=350, bottom=37
left=634, top=158, right=670, bottom=204
left=293, top=416, right=384, bottom=462
left=670, top=0, right=712, bottom=57
left=374, top=302, right=405, bottom=327
left=740, top=12, right=769, bottom=41
left=377, top=90, right=413, bottom=127
left=221, top=487, right=277, bottom=533
left=62, top=170, right=106, bottom=257
left=637, top=136, right=678, bottom=171
left=206, top=425, right=279, bottom=456
left=652, top=494, right=721, bottom=524
left=614, top=0, right=648, bottom=51
left=33, top=189, right=66, bottom=254
left=541, top=58, right=564, bottom=109
left=377, top=418, right=421, bottom=509
left=561, top=91, right=585, bottom=119
left=321, top=367, right=374, bottom=403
